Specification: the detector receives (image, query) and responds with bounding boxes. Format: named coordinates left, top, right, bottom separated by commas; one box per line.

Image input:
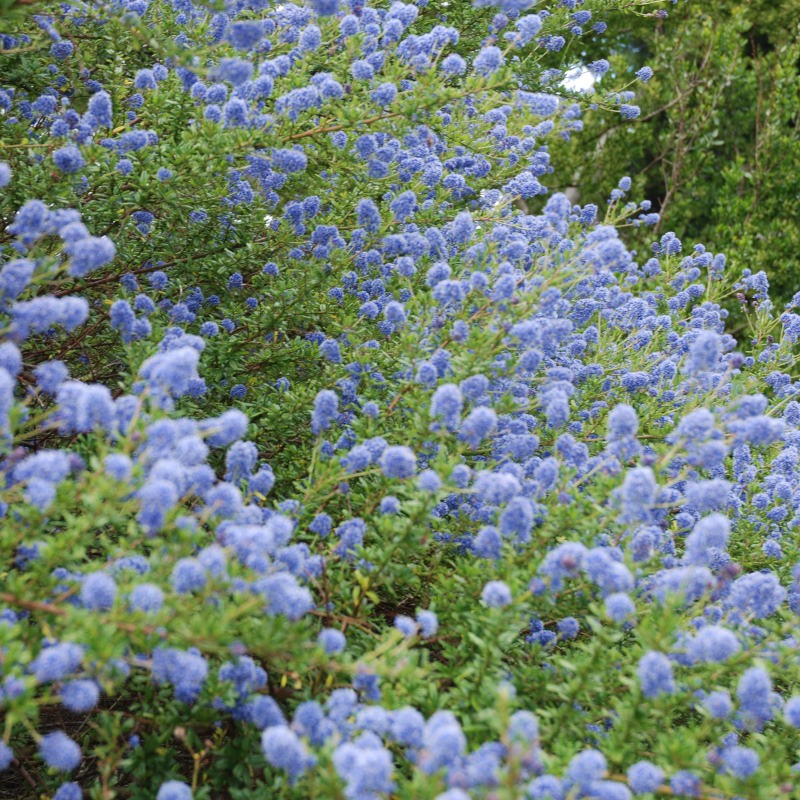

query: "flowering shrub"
left=2, top=0, right=800, bottom=798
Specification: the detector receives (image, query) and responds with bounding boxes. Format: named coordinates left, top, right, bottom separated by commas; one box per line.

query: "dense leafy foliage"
left=541, top=0, right=800, bottom=305
left=1, top=1, right=800, bottom=799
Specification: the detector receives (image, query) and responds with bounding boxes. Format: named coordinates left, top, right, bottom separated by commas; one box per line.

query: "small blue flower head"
left=379, top=445, right=416, bottom=479
left=441, top=53, right=467, bottom=75
left=0, top=742, right=13, bottom=770
left=156, top=781, right=193, bottom=800
left=704, top=690, right=733, bottom=719
left=607, top=403, right=638, bottom=439
left=66, top=235, right=116, bottom=277
left=725, top=571, right=786, bottom=619
left=619, top=466, right=656, bottom=524
left=395, top=615, right=418, bottom=636
left=684, top=513, right=730, bottom=566
left=261, top=725, right=313, bottom=779
left=669, top=770, right=700, bottom=797
left=172, top=558, right=206, bottom=594
left=417, top=469, right=442, bottom=492
left=318, top=628, right=346, bottom=654
left=627, top=760, right=663, bottom=793
left=0, top=162, right=11, bottom=188
left=567, top=749, right=607, bottom=788
left=309, top=0, right=340, bottom=15
left=638, top=651, right=674, bottom=698
left=636, top=66, right=654, bottom=82
left=53, top=783, right=82, bottom=800
left=380, top=495, right=400, bottom=514
left=40, top=731, right=81, bottom=771
left=129, top=583, right=164, bottom=613
left=53, top=144, right=86, bottom=175
left=61, top=680, right=100, bottom=712
left=311, top=389, right=338, bottom=434
left=431, top=383, right=463, bottom=432
left=737, top=666, right=774, bottom=727
left=474, top=46, right=504, bottom=76
left=459, top=406, right=497, bottom=448
left=721, top=746, right=759, bottom=779
left=390, top=190, right=417, bottom=221
left=605, top=592, right=635, bottom=623
left=32, top=641, right=83, bottom=683
left=481, top=580, right=512, bottom=608
left=420, top=711, right=466, bottom=773
left=557, top=617, right=580, bottom=639
left=417, top=609, right=438, bottom=637
left=227, top=20, right=263, bottom=50
left=80, top=571, right=117, bottom=611
left=784, top=696, right=800, bottom=727
left=686, top=330, right=722, bottom=375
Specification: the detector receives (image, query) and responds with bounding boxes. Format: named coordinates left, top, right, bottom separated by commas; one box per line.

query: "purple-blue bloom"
left=638, top=651, right=674, bottom=698
left=156, top=781, right=193, bottom=800
left=481, top=580, right=512, bottom=608
left=379, top=445, right=416, bottom=479
left=39, top=731, right=81, bottom=771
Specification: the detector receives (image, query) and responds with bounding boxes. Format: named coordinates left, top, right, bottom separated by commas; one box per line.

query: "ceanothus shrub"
left=1, top=0, right=800, bottom=798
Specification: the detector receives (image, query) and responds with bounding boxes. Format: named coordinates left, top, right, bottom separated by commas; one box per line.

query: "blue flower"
left=152, top=648, right=208, bottom=703
left=129, top=583, right=164, bottom=613
left=39, top=731, right=81, bottom=771
left=309, top=0, right=340, bottom=15
left=431, top=383, right=463, bottom=431
left=53, top=783, right=82, bottom=800
left=687, top=625, right=740, bottom=663
left=567, top=749, right=606, bottom=788
left=737, top=667, right=774, bottom=727
left=87, top=91, right=112, bottom=128
left=686, top=330, right=722, bottom=375
left=474, top=46, right=503, bottom=76
left=172, top=558, right=206, bottom=593
left=227, top=21, right=263, bottom=50
left=725, top=571, right=786, bottom=619
left=371, top=82, right=397, bottom=107
left=481, top=580, right=512, bottom=608
left=637, top=651, right=674, bottom=698
left=33, top=360, right=69, bottom=395
left=605, top=593, right=635, bottom=622
left=440, top=53, right=466, bottom=75
left=721, top=746, right=759, bottom=779
left=156, top=781, right=192, bottom=800
left=417, top=469, right=441, bottom=492
left=311, top=389, right=338, bottom=434
left=80, top=571, right=117, bottom=611
left=32, top=642, right=83, bottom=683
left=684, top=513, right=730, bottom=566
left=669, top=771, right=700, bottom=797
left=420, top=711, right=466, bottom=773
left=619, top=467, right=656, bottom=523
left=53, top=144, right=85, bottom=174
left=318, top=628, right=346, bottom=654
left=379, top=445, right=416, bottom=479
left=261, top=726, right=312, bottom=779
left=61, top=680, right=100, bottom=712
left=704, top=690, right=733, bottom=719
left=459, top=407, right=497, bottom=448
left=0, top=742, right=12, bottom=771
left=784, top=697, right=800, bottom=727
left=333, top=736, right=395, bottom=798
left=65, top=235, right=116, bottom=277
